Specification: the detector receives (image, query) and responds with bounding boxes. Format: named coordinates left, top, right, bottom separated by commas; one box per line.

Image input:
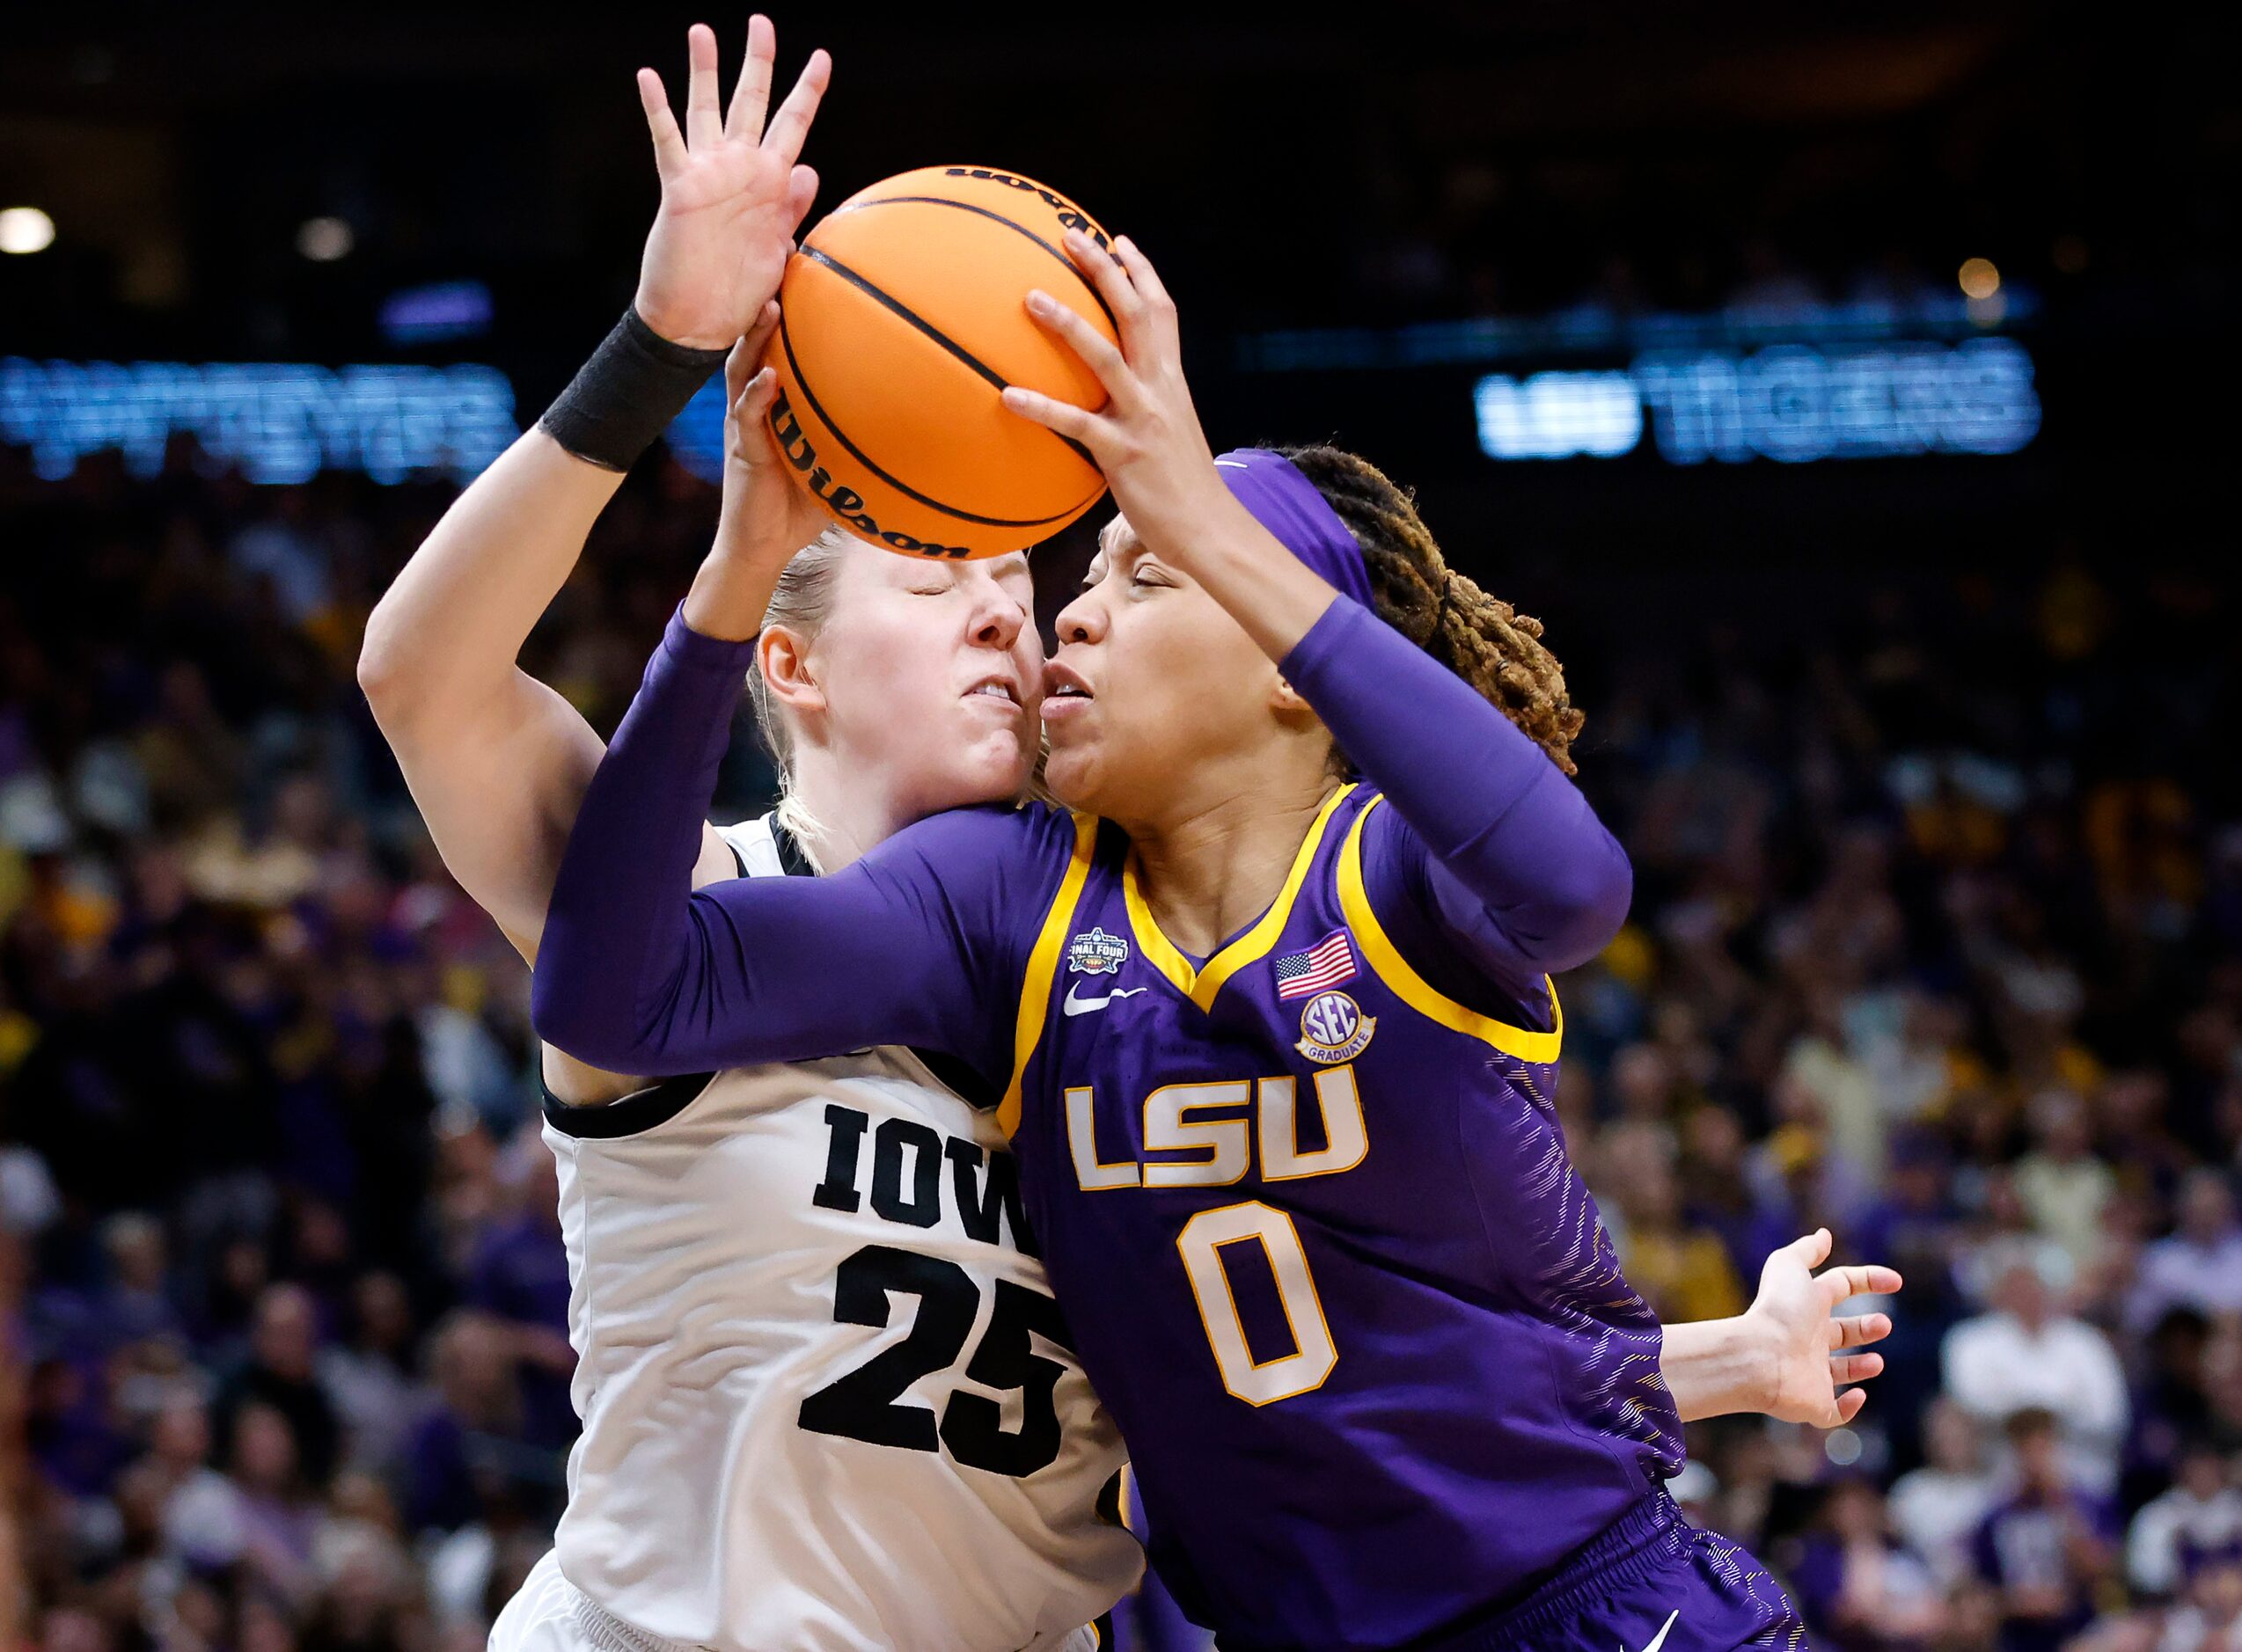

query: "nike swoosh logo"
left=1063, top=982, right=1147, bottom=1017
left=1626, top=1609, right=1681, bottom=1652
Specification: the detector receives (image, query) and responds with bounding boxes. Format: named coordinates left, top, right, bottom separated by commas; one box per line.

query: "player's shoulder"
left=878, top=799, right=1090, bottom=875
left=865, top=803, right=1095, bottom=974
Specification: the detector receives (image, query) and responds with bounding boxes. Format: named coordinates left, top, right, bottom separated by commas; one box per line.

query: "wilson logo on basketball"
left=940, top=168, right=1111, bottom=248
left=767, top=390, right=975, bottom=560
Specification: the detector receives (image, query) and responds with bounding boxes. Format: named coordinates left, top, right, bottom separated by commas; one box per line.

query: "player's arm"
left=1660, top=1231, right=1902, bottom=1427
left=358, top=17, right=828, bottom=961
left=1004, top=235, right=1629, bottom=990
left=531, top=593, right=1052, bottom=1082
left=358, top=435, right=720, bottom=960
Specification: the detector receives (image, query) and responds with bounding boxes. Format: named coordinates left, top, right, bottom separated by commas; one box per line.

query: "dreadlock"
left=1279, top=444, right=1586, bottom=776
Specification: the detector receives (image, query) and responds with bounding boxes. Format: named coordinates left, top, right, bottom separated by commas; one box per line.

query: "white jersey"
left=536, top=815, right=1139, bottom=1652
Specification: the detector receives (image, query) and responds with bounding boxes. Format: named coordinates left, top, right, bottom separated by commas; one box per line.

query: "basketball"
left=763, top=165, right=1120, bottom=559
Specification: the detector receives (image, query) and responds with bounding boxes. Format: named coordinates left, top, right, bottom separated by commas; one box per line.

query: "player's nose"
left=1053, top=587, right=1103, bottom=646
left=965, top=575, right=1028, bottom=650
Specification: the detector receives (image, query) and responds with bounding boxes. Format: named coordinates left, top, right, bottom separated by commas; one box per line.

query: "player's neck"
left=1125, top=771, right=1342, bottom=959
left=780, top=751, right=899, bottom=874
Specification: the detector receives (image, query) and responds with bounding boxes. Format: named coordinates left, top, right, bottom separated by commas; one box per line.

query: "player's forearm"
left=1176, top=489, right=1344, bottom=661
left=357, top=428, right=627, bottom=960
left=533, top=606, right=1017, bottom=1076
left=358, top=429, right=624, bottom=726
left=1281, top=598, right=1632, bottom=974
left=681, top=525, right=792, bottom=642
left=1659, top=1315, right=1777, bottom=1423
left=533, top=607, right=753, bottom=1071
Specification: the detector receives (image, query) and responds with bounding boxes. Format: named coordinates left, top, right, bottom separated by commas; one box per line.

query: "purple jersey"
left=534, top=596, right=1715, bottom=1648
left=998, top=784, right=1681, bottom=1644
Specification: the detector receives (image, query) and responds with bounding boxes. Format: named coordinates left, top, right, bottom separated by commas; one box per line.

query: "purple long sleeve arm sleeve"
left=1279, top=596, right=1633, bottom=994
left=529, top=607, right=1051, bottom=1084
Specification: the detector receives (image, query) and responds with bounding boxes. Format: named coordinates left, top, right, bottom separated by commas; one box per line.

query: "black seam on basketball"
left=789, top=253, right=1101, bottom=489
left=801, top=248, right=1008, bottom=393
left=776, top=307, right=1088, bottom=531
left=800, top=249, right=1109, bottom=471
left=828, top=194, right=1122, bottom=337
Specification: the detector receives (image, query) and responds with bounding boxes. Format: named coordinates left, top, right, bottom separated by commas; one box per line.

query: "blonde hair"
left=744, top=526, right=855, bottom=863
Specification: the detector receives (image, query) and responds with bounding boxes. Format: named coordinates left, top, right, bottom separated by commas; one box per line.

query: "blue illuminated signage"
left=1243, top=299, right=2043, bottom=466
left=0, top=359, right=518, bottom=484
left=1476, top=339, right=2041, bottom=464
left=379, top=281, right=495, bottom=347
left=666, top=377, right=729, bottom=485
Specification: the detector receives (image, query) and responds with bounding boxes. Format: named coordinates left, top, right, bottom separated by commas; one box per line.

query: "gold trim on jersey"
left=1120, top=783, right=1359, bottom=1012
left=1337, top=796, right=1564, bottom=1063
left=1000, top=812, right=1100, bottom=1138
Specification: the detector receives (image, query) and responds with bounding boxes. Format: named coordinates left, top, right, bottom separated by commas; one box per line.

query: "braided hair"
left=1279, top=444, right=1586, bottom=776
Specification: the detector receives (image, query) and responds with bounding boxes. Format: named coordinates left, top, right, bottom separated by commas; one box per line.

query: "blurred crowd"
left=1567, top=547, right=2242, bottom=1652
left=3, top=434, right=2239, bottom=1652
left=0, top=440, right=731, bottom=1652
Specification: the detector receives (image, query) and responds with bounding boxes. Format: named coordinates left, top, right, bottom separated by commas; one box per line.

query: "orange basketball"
left=763, top=165, right=1119, bottom=559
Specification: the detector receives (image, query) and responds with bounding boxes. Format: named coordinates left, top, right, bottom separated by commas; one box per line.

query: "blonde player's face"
left=1042, top=516, right=1288, bottom=823
left=809, top=543, right=1042, bottom=816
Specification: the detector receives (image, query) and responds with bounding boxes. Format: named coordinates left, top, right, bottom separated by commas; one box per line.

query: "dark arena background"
left=4, top=4, right=2240, bottom=1648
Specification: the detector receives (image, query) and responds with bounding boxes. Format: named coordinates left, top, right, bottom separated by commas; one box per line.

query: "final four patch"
left=1067, top=925, right=1129, bottom=976
left=1296, top=990, right=1375, bottom=1064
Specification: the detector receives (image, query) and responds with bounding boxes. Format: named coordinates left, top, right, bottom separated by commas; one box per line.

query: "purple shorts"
left=1418, top=1489, right=1809, bottom=1652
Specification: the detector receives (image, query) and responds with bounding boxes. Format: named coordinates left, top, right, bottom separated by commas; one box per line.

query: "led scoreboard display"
left=1242, top=298, right=2044, bottom=466
left=4, top=297, right=2048, bottom=487
left=0, top=359, right=518, bottom=485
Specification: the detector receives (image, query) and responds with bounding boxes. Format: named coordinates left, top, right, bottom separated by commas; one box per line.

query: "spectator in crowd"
left=91, top=1211, right=185, bottom=1353
left=2013, top=1089, right=2115, bottom=1272
left=2128, top=1441, right=2242, bottom=1602
left=2158, top=1557, right=2242, bottom=1652
left=1599, top=1122, right=1749, bottom=1321
left=1789, top=1475, right=1946, bottom=1648
left=317, top=1270, right=427, bottom=1477
left=462, top=1132, right=575, bottom=1447
left=1972, top=1408, right=2121, bottom=1652
left=145, top=1390, right=246, bottom=1570
left=2130, top=1309, right=2224, bottom=1505
left=213, top=1283, right=343, bottom=1492
left=1945, top=1254, right=2131, bottom=1491
left=1953, top=1170, right=2077, bottom=1311
left=1778, top=986, right=1887, bottom=1194
left=1889, top=1398, right=1998, bottom=1590
left=2129, top=1170, right=2242, bottom=1334
left=227, top=1399, right=322, bottom=1610
left=399, top=1309, right=538, bottom=1536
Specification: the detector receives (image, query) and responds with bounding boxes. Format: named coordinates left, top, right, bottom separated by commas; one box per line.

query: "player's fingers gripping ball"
left=764, top=165, right=1119, bottom=559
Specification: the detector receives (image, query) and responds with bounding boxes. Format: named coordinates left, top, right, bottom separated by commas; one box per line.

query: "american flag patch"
left=1272, top=930, right=1358, bottom=1000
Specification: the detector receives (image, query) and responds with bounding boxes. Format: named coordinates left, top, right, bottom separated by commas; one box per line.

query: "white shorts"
left=488, top=1551, right=688, bottom=1652
left=488, top=1549, right=1108, bottom=1652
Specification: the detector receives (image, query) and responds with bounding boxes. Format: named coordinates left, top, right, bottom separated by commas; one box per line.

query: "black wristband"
left=539, top=308, right=730, bottom=473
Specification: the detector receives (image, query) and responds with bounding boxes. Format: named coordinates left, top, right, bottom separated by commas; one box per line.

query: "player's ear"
left=758, top=625, right=825, bottom=716
left=1269, top=672, right=1315, bottom=720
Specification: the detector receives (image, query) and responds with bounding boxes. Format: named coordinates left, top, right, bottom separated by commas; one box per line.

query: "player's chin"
left=1039, top=742, right=1101, bottom=813
left=937, top=725, right=1035, bottom=808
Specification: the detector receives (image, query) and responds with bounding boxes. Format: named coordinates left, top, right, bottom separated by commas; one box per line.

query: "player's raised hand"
left=633, top=17, right=829, bottom=350
left=680, top=299, right=830, bottom=641
left=714, top=300, right=829, bottom=564
left=1001, top=230, right=1234, bottom=561
left=1744, top=1229, right=1903, bottom=1429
